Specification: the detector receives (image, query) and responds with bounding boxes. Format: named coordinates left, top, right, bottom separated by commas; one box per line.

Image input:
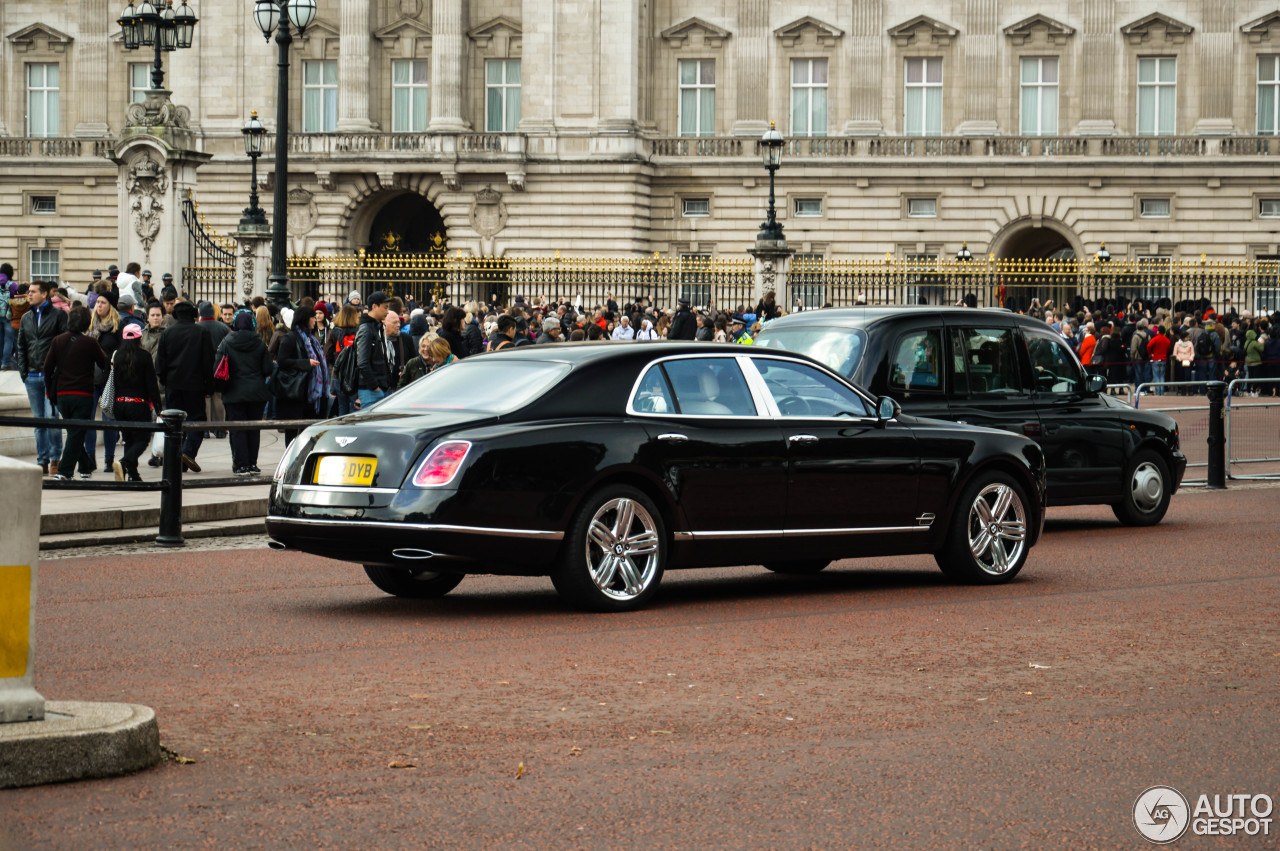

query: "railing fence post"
left=156, top=409, right=187, bottom=547
left=1206, top=382, right=1227, bottom=490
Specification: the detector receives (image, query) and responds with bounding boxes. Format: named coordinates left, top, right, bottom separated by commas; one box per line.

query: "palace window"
left=1137, top=57, right=1176, bottom=136
left=26, top=63, right=59, bottom=137
left=1260, top=199, right=1280, bottom=218
left=29, top=248, right=59, bottom=281
left=1020, top=57, right=1059, bottom=136
left=129, top=63, right=150, bottom=104
left=904, top=58, right=942, bottom=136
left=392, top=60, right=429, bottom=133
left=793, top=198, right=823, bottom=217
left=30, top=195, right=56, bottom=215
left=1258, top=56, right=1280, bottom=135
left=1139, top=198, right=1171, bottom=218
left=485, top=59, right=521, bottom=132
left=678, top=59, right=715, bottom=137
left=302, top=60, right=338, bottom=133
left=681, top=198, right=710, bottom=217
left=790, top=59, right=828, bottom=138
left=907, top=198, right=937, bottom=218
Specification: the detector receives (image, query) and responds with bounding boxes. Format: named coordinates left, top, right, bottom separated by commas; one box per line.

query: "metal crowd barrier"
left=1226, top=378, right=1280, bottom=480
left=0, top=409, right=317, bottom=547
left=1133, top=382, right=1215, bottom=483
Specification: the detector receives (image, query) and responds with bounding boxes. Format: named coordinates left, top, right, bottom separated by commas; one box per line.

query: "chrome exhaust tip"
left=392, top=548, right=435, bottom=560
left=267, top=539, right=288, bottom=551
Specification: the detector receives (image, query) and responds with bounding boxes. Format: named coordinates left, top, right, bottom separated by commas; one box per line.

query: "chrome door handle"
left=787, top=434, right=819, bottom=445
left=657, top=433, right=688, bottom=443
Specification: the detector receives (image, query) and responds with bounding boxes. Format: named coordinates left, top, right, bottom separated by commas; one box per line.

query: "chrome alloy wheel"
left=1130, top=461, right=1164, bottom=513
left=584, top=497, right=661, bottom=601
left=966, top=483, right=1027, bottom=576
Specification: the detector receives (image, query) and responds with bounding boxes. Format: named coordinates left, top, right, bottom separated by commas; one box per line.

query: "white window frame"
left=1137, top=56, right=1176, bottom=137
left=485, top=59, right=522, bottom=133
left=1020, top=57, right=1059, bottom=136
left=1260, top=199, right=1280, bottom=218
left=793, top=198, right=823, bottom=217
left=790, top=58, right=828, bottom=138
left=391, top=59, right=430, bottom=133
left=301, top=59, right=338, bottom=133
left=904, top=57, right=943, bottom=137
left=29, top=247, right=59, bottom=281
left=1139, top=198, right=1171, bottom=218
left=681, top=197, right=710, bottom=218
left=1258, top=56, right=1280, bottom=136
left=129, top=62, right=151, bottom=104
left=678, top=59, right=716, bottom=138
left=30, top=195, right=56, bottom=215
left=26, top=63, right=59, bottom=138
left=907, top=198, right=937, bottom=218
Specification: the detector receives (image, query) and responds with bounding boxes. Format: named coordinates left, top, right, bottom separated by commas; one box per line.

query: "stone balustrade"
left=0, top=138, right=115, bottom=158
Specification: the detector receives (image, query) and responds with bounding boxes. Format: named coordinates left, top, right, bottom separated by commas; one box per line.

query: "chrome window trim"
left=673, top=525, right=928, bottom=540
left=740, top=353, right=881, bottom=424
left=267, top=515, right=564, bottom=541
left=625, top=352, right=766, bottom=420
left=284, top=484, right=400, bottom=495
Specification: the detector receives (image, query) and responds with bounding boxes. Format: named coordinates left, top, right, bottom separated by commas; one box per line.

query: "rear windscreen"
left=375, top=360, right=572, bottom=414
left=755, top=326, right=867, bottom=380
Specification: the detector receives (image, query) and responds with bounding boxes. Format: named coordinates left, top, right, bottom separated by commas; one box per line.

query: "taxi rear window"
left=755, top=326, right=866, bottom=379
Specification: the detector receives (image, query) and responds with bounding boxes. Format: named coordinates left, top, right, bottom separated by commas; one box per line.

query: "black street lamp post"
left=757, top=122, right=785, bottom=243
left=117, top=0, right=198, bottom=90
left=253, top=0, right=317, bottom=307
left=240, top=111, right=268, bottom=227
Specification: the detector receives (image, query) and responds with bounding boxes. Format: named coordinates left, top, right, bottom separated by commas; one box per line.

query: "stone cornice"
left=773, top=16, right=844, bottom=48
left=468, top=16, right=522, bottom=48
left=1241, top=11, right=1280, bottom=44
left=1002, top=14, right=1075, bottom=47
left=887, top=15, right=959, bottom=48
left=7, top=22, right=74, bottom=53
left=374, top=17, right=431, bottom=44
left=1120, top=12, right=1194, bottom=46
left=660, top=17, right=731, bottom=48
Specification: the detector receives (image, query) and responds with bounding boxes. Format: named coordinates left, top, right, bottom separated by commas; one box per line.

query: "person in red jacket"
left=1078, top=323, right=1099, bottom=375
left=1146, top=327, right=1172, bottom=394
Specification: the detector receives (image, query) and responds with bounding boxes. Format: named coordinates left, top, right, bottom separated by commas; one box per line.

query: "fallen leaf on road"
left=650, top=730, right=673, bottom=735
left=409, top=694, right=430, bottom=699
left=516, top=762, right=525, bottom=779
left=1029, top=663, right=1052, bottom=669
left=1022, top=691, right=1034, bottom=695
left=388, top=761, right=416, bottom=769
left=497, top=681, right=509, bottom=685
left=408, top=725, right=432, bottom=730
left=569, top=746, right=583, bottom=756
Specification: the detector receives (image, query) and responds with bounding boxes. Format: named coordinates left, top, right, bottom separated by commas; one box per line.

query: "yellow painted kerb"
left=0, top=565, right=32, bottom=679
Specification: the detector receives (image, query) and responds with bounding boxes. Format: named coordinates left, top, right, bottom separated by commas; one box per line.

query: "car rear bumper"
left=264, top=515, right=564, bottom=574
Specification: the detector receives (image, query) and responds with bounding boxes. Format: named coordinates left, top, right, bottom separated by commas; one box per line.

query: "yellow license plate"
left=314, top=456, right=377, bottom=487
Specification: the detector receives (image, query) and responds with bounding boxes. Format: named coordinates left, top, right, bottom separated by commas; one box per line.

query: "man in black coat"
left=668, top=297, right=697, bottom=340
left=14, top=281, right=68, bottom=474
left=199, top=301, right=231, bottom=437
left=355, top=291, right=393, bottom=407
left=155, top=300, right=213, bottom=470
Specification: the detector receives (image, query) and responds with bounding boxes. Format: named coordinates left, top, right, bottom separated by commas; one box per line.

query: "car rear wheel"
left=763, top=560, right=830, bottom=574
left=552, top=485, right=665, bottom=612
left=935, top=473, right=1030, bottom=584
left=363, top=565, right=464, bottom=599
left=1111, top=449, right=1171, bottom=526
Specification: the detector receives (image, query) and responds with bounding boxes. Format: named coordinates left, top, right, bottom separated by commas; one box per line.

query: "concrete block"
left=0, top=701, right=160, bottom=789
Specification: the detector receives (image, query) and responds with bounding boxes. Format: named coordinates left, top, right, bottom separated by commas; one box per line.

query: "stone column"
left=956, top=0, right=998, bottom=135
left=1075, top=0, right=1117, bottom=135
left=843, top=0, right=883, bottom=135
left=518, top=0, right=554, bottom=132
left=598, top=0, right=640, bottom=132
left=234, top=225, right=273, bottom=302
left=429, top=0, right=471, bottom=132
left=731, top=0, right=769, bottom=135
left=336, top=0, right=376, bottom=132
left=74, top=0, right=111, bottom=136
left=1194, top=2, right=1236, bottom=135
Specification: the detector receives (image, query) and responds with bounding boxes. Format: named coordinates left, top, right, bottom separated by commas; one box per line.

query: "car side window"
left=751, top=358, right=872, bottom=418
left=888, top=329, right=944, bottom=393
left=955, top=327, right=1027, bottom=395
left=661, top=358, right=759, bottom=417
left=1023, top=330, right=1085, bottom=395
left=632, top=364, right=675, bottom=414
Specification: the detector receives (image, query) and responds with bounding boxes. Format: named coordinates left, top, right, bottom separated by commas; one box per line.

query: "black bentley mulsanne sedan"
left=266, top=343, right=1046, bottom=611
left=756, top=307, right=1187, bottom=526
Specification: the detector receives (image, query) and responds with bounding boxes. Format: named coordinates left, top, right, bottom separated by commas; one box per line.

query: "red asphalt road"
left=2, top=487, right=1279, bottom=850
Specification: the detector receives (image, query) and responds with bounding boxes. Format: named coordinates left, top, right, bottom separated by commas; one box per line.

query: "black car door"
left=631, top=355, right=790, bottom=545
left=745, top=355, right=923, bottom=555
left=1019, top=326, right=1127, bottom=502
left=945, top=323, right=1042, bottom=445
left=877, top=323, right=953, bottom=422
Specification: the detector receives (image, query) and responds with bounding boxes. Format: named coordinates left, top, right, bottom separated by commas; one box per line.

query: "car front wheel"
left=363, top=565, right=464, bottom=598
left=552, top=485, right=666, bottom=612
left=935, top=473, right=1031, bottom=584
left=1111, top=449, right=1171, bottom=526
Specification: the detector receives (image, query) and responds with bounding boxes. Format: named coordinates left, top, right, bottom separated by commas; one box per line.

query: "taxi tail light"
left=412, top=441, right=472, bottom=487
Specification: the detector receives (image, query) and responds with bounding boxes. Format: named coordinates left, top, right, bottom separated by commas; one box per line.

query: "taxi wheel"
left=763, top=560, right=830, bottom=574
left=1112, top=450, right=1171, bottom=526
left=363, top=565, right=464, bottom=599
left=552, top=485, right=665, bottom=612
left=935, top=472, right=1030, bottom=584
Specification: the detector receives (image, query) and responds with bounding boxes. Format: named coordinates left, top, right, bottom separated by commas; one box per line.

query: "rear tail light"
left=412, top=441, right=472, bottom=487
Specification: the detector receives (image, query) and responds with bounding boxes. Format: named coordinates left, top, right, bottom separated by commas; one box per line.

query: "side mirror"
left=1086, top=374, right=1108, bottom=394
left=876, top=396, right=901, bottom=424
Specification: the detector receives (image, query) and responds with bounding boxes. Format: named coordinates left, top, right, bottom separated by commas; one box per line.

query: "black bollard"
left=156, top=408, right=187, bottom=547
left=1206, top=381, right=1227, bottom=490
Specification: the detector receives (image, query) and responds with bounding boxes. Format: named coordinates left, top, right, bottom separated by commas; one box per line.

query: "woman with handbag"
left=86, top=294, right=122, bottom=473
left=219, top=310, right=273, bottom=475
left=108, top=323, right=162, bottom=481
left=43, top=305, right=107, bottom=480
left=274, top=305, right=329, bottom=445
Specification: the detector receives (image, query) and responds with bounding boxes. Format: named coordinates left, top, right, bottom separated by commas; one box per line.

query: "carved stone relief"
left=287, top=187, right=318, bottom=236
left=469, top=184, right=508, bottom=238
left=125, top=153, right=168, bottom=265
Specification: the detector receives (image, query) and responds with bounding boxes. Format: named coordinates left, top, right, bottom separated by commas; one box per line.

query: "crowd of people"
left=5, top=257, right=1277, bottom=482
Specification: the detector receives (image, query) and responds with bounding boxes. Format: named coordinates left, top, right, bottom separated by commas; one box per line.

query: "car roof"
left=762, top=306, right=1021, bottom=329
left=478, top=340, right=750, bottom=364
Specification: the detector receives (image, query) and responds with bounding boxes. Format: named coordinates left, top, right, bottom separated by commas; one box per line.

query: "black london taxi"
left=756, top=307, right=1186, bottom=525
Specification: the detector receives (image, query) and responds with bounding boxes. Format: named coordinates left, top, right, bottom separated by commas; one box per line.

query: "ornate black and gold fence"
left=286, top=252, right=755, bottom=311
left=788, top=256, right=1280, bottom=316
left=182, top=193, right=238, bottom=307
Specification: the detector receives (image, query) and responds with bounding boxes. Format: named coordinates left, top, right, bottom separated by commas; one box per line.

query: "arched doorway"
left=989, top=217, right=1081, bottom=260
left=364, top=192, right=447, bottom=255
left=989, top=218, right=1083, bottom=311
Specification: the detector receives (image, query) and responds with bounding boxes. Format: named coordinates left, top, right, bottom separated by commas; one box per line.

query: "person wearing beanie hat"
left=108, top=319, right=163, bottom=481
left=347, top=290, right=363, bottom=306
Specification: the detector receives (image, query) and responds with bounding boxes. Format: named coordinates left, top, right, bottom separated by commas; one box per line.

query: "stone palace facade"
left=6, top=0, right=1280, bottom=285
